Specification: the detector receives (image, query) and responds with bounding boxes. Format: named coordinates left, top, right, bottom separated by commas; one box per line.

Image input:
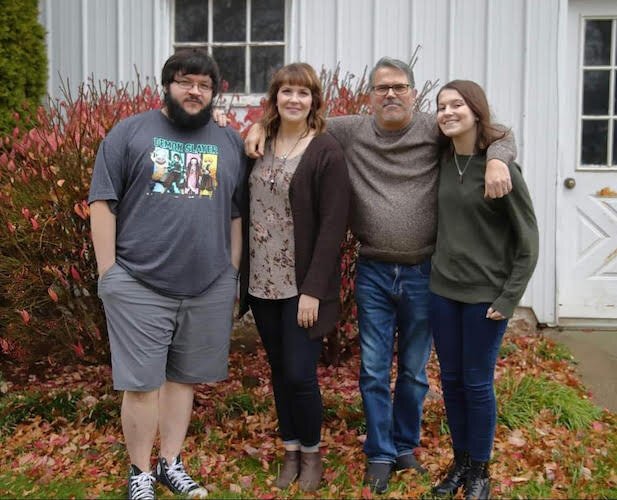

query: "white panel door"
left=558, top=1, right=617, bottom=323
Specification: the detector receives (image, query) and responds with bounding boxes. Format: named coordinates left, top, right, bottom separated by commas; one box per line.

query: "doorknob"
left=564, top=177, right=576, bottom=189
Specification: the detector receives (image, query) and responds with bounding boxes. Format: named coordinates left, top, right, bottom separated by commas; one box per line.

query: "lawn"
left=1, top=322, right=615, bottom=499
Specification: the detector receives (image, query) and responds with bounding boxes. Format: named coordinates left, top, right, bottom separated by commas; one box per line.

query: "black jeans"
left=249, top=294, right=323, bottom=447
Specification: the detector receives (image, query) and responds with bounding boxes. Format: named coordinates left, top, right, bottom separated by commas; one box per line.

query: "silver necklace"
left=453, top=153, right=474, bottom=184
left=268, top=132, right=304, bottom=191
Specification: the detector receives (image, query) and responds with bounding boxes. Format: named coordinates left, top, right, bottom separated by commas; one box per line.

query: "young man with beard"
left=89, top=49, right=245, bottom=499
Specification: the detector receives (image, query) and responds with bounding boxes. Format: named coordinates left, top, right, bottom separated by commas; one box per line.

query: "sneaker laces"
left=166, top=459, right=206, bottom=496
left=129, top=472, right=156, bottom=500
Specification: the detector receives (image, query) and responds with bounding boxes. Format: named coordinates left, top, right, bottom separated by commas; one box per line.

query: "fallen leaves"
left=508, top=429, right=527, bottom=447
left=0, top=331, right=615, bottom=499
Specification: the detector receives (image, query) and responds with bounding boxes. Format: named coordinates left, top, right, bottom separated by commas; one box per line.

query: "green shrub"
left=0, top=0, right=47, bottom=134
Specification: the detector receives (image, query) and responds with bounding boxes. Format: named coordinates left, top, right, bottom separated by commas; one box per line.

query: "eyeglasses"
left=371, top=84, right=411, bottom=96
left=173, top=79, right=213, bottom=93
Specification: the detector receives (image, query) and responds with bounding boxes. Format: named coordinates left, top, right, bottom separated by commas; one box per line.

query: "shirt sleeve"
left=486, top=125, right=517, bottom=165
left=88, top=122, right=129, bottom=213
left=491, top=162, right=539, bottom=317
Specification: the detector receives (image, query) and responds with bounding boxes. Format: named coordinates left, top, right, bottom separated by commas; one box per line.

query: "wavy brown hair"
left=261, top=63, right=326, bottom=139
left=436, top=80, right=508, bottom=151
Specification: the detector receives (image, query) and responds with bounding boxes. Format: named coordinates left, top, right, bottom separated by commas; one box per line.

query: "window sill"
left=214, top=93, right=266, bottom=109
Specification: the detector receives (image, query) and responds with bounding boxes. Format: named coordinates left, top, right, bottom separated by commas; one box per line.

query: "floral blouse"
left=248, top=146, right=301, bottom=299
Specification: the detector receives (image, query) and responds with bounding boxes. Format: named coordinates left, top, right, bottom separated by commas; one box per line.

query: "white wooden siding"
left=39, top=0, right=170, bottom=95
left=38, top=0, right=563, bottom=323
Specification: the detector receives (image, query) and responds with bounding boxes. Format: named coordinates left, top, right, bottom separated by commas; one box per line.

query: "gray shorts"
left=97, top=263, right=238, bottom=391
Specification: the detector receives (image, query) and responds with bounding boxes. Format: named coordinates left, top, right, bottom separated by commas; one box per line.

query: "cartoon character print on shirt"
left=150, top=147, right=170, bottom=193
left=148, top=137, right=219, bottom=198
left=200, top=154, right=218, bottom=195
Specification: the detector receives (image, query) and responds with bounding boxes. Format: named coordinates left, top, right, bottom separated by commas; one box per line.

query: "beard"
left=164, top=92, right=212, bottom=129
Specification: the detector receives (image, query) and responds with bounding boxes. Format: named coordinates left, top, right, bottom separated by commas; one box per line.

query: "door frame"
left=556, top=0, right=617, bottom=328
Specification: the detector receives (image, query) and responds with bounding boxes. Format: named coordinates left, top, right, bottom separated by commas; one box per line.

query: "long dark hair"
left=436, top=80, right=507, bottom=151
left=261, top=62, right=326, bottom=139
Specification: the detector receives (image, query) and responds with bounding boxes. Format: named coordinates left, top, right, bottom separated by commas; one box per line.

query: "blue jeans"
left=356, top=257, right=432, bottom=463
left=429, top=293, right=508, bottom=462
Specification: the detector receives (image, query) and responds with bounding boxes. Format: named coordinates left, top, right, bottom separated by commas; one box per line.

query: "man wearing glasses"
left=89, top=48, right=245, bottom=499
left=245, top=56, right=516, bottom=494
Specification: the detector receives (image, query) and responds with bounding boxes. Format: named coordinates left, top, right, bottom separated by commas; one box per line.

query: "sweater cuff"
left=490, top=297, right=515, bottom=319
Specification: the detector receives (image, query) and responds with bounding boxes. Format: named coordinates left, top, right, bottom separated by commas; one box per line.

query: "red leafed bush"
left=0, top=77, right=162, bottom=366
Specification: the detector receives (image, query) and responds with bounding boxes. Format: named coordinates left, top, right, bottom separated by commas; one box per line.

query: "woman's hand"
left=212, top=108, right=228, bottom=127
left=297, top=294, right=319, bottom=328
left=486, top=307, right=505, bottom=321
left=484, top=159, right=512, bottom=199
left=245, top=123, right=266, bottom=158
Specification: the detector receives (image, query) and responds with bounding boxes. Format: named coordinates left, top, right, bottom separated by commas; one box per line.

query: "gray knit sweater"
left=327, top=113, right=515, bottom=265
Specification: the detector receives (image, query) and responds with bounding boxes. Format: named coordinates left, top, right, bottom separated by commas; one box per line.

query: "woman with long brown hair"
left=238, top=63, right=350, bottom=492
left=429, top=80, right=539, bottom=499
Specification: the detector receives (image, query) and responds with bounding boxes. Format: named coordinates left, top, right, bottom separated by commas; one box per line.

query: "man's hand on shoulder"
left=245, top=123, right=265, bottom=158
left=484, top=159, right=512, bottom=199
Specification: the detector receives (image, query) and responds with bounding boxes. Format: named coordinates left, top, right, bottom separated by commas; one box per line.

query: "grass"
left=497, top=372, right=601, bottom=430
left=508, top=479, right=555, bottom=499
left=215, top=392, right=270, bottom=423
left=536, top=338, right=574, bottom=362
left=0, top=473, right=87, bottom=499
left=0, top=389, right=81, bottom=434
left=322, top=393, right=365, bottom=432
left=83, top=393, right=120, bottom=427
left=499, top=341, right=519, bottom=358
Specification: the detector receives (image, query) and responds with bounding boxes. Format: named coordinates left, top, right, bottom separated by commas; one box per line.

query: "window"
left=174, top=0, right=286, bottom=96
left=579, top=18, right=617, bottom=168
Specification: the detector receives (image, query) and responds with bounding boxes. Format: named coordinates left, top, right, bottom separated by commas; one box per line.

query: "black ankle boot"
left=464, top=460, right=490, bottom=499
left=431, top=450, right=470, bottom=497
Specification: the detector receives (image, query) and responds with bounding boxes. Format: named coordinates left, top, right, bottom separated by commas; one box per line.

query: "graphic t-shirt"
left=88, top=110, right=246, bottom=298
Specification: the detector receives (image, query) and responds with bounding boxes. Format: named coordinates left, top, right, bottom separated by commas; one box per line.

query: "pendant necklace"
left=453, top=152, right=474, bottom=184
left=268, top=132, right=304, bottom=191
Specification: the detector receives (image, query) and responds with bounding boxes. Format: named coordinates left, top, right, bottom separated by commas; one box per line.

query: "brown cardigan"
left=238, top=132, right=351, bottom=338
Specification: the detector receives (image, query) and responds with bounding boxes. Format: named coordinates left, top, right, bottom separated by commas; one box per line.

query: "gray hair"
left=369, top=57, right=415, bottom=89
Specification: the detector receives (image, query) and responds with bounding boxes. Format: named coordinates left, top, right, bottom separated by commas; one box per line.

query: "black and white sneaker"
left=156, top=454, right=208, bottom=498
left=128, top=464, right=156, bottom=500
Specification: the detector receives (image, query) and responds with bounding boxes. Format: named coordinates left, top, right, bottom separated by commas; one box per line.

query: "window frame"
left=577, top=16, right=617, bottom=170
left=171, top=0, right=289, bottom=106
